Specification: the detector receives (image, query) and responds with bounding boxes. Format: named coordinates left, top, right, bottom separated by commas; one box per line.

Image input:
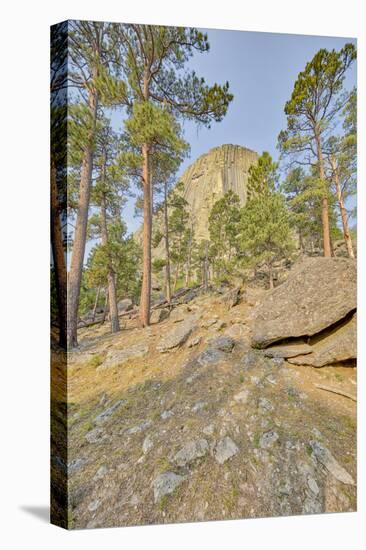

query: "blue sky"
left=112, top=29, right=357, bottom=234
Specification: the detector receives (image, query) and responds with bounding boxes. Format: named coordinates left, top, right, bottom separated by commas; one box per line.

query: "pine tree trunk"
left=163, top=181, right=172, bottom=306
left=50, top=159, right=67, bottom=348
left=100, top=191, right=120, bottom=333
left=139, top=64, right=153, bottom=328
left=67, top=89, right=98, bottom=347
left=101, top=289, right=109, bottom=324
left=331, top=156, right=355, bottom=259
left=91, top=285, right=101, bottom=322
left=315, top=131, right=331, bottom=257
left=140, top=141, right=152, bottom=327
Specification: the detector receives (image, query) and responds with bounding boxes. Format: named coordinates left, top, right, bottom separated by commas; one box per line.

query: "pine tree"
left=325, top=142, right=355, bottom=258
left=281, top=167, right=324, bottom=254
left=240, top=152, right=294, bottom=288
left=278, top=44, right=356, bottom=257
left=66, top=21, right=128, bottom=347
left=51, top=22, right=68, bottom=347
left=168, top=182, right=191, bottom=291
left=122, top=105, right=189, bottom=304
left=208, top=191, right=241, bottom=281
left=325, top=88, right=357, bottom=258
left=239, top=192, right=294, bottom=289
left=247, top=151, right=278, bottom=198
left=88, top=121, right=130, bottom=332
left=115, top=24, right=233, bottom=326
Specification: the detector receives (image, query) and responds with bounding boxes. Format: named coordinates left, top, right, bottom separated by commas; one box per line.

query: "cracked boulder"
left=251, top=258, right=356, bottom=348
left=288, top=314, right=356, bottom=367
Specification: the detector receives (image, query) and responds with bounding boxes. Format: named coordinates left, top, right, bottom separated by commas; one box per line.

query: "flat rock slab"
left=197, top=348, right=228, bottom=366
left=214, top=437, right=239, bottom=464
left=206, top=336, right=236, bottom=352
left=264, top=343, right=313, bottom=359
left=309, top=440, right=354, bottom=485
left=251, top=257, right=356, bottom=348
left=288, top=314, right=356, bottom=367
left=152, top=472, right=187, bottom=503
left=94, top=400, right=126, bottom=425
left=98, top=343, right=148, bottom=369
left=157, top=315, right=198, bottom=352
left=173, top=438, right=209, bottom=467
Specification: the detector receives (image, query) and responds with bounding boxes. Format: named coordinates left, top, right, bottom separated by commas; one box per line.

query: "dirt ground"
left=51, top=289, right=356, bottom=529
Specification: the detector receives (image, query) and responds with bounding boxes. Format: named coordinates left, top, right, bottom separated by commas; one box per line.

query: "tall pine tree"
left=115, top=24, right=233, bottom=326
left=278, top=44, right=356, bottom=257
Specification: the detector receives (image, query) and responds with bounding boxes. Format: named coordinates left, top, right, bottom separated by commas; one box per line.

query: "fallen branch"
left=315, top=384, right=356, bottom=402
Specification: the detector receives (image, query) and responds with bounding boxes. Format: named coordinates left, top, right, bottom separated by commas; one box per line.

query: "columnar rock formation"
left=179, top=144, right=258, bottom=241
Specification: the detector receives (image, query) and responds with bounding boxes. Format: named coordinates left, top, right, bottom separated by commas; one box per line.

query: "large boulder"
left=288, top=314, right=356, bottom=367
left=251, top=258, right=356, bottom=348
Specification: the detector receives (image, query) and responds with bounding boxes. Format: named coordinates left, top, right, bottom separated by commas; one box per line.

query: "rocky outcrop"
left=140, top=145, right=258, bottom=256
left=309, top=440, right=354, bottom=485
left=288, top=314, right=356, bottom=367
left=251, top=258, right=356, bottom=349
left=177, top=144, right=258, bottom=242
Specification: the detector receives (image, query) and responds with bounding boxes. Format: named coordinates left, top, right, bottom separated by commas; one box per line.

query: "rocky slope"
left=51, top=259, right=357, bottom=529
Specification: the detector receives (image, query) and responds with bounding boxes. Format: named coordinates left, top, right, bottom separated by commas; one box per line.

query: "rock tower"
left=179, top=144, right=258, bottom=241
